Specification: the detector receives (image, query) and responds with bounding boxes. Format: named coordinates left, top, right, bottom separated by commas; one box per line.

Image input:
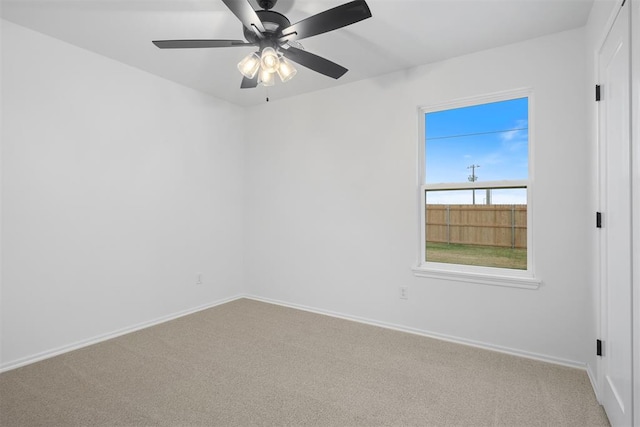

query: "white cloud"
left=500, top=119, right=529, bottom=152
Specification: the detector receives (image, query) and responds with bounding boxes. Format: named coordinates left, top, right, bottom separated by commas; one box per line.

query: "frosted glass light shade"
left=258, top=68, right=275, bottom=86
left=260, top=47, right=280, bottom=73
left=237, top=52, right=260, bottom=79
left=277, top=57, right=297, bottom=82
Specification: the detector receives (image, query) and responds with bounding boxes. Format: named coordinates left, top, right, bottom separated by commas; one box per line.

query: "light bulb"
left=260, top=47, right=280, bottom=73
left=277, top=57, right=297, bottom=83
left=258, top=68, right=275, bottom=87
left=237, top=52, right=260, bottom=79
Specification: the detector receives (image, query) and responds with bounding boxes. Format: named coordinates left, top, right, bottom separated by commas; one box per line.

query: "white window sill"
left=412, top=263, right=541, bottom=290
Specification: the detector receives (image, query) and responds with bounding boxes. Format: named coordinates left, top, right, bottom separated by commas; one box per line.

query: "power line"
left=426, top=127, right=528, bottom=141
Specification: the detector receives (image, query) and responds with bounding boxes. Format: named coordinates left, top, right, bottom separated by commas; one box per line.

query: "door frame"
left=631, top=0, right=640, bottom=423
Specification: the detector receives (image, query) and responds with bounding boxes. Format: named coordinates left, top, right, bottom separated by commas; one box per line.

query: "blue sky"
left=425, top=97, right=528, bottom=183
left=425, top=97, right=528, bottom=204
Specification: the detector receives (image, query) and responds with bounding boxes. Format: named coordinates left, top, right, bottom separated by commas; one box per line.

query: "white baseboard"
left=245, top=294, right=589, bottom=371
left=586, top=364, right=602, bottom=403
left=1, top=292, right=593, bottom=392
left=0, top=294, right=244, bottom=373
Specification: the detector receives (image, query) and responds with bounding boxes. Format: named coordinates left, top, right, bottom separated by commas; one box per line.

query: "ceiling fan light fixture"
left=154, top=0, right=373, bottom=90
left=258, top=68, right=276, bottom=86
left=277, top=57, right=297, bottom=82
left=260, top=47, right=280, bottom=73
left=237, top=52, right=261, bottom=79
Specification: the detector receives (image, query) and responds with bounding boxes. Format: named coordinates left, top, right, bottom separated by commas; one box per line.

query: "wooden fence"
left=426, top=204, right=527, bottom=249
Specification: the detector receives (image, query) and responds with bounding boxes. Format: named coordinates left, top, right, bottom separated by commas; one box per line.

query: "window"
left=413, top=90, right=540, bottom=289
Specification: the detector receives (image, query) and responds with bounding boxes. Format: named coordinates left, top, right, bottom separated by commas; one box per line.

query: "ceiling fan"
left=152, top=0, right=372, bottom=89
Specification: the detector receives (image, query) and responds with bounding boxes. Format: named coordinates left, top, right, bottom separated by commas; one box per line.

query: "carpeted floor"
left=0, top=298, right=610, bottom=426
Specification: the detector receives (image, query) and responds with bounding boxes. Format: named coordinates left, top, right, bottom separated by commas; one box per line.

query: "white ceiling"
left=1, top=0, right=594, bottom=107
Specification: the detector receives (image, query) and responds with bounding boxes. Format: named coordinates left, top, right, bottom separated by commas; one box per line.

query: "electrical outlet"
left=196, top=273, right=203, bottom=285
left=399, top=286, right=408, bottom=299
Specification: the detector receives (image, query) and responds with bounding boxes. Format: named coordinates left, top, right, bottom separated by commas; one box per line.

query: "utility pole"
left=467, top=164, right=480, bottom=205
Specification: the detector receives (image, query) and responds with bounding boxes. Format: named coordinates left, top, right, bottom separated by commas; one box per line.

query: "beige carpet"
left=0, top=298, right=609, bottom=426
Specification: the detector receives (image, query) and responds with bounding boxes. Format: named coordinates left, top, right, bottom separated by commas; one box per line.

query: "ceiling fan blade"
left=278, top=0, right=371, bottom=43
left=241, top=75, right=259, bottom=89
left=282, top=46, right=348, bottom=79
left=221, top=0, right=265, bottom=36
left=153, top=40, right=254, bottom=49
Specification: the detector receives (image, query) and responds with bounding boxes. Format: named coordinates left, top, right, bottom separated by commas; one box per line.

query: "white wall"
left=1, top=11, right=612, bottom=377
left=244, top=28, right=593, bottom=366
left=0, top=20, right=245, bottom=369
left=0, top=12, right=4, bottom=368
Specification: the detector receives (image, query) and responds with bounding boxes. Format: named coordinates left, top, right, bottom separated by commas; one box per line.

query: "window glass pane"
left=422, top=96, right=529, bottom=272
left=425, top=188, right=527, bottom=270
left=425, top=97, right=528, bottom=184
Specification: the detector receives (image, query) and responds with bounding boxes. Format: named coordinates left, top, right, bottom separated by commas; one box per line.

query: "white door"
left=598, top=2, right=633, bottom=426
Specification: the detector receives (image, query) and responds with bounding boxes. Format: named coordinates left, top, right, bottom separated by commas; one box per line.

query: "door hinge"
left=595, top=85, right=601, bottom=101
left=596, top=212, right=602, bottom=228
left=597, top=339, right=603, bottom=356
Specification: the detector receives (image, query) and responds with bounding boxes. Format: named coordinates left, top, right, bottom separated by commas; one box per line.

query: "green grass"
left=426, top=242, right=527, bottom=270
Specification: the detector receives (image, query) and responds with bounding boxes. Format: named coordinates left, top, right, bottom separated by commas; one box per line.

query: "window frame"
left=412, top=89, right=541, bottom=289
